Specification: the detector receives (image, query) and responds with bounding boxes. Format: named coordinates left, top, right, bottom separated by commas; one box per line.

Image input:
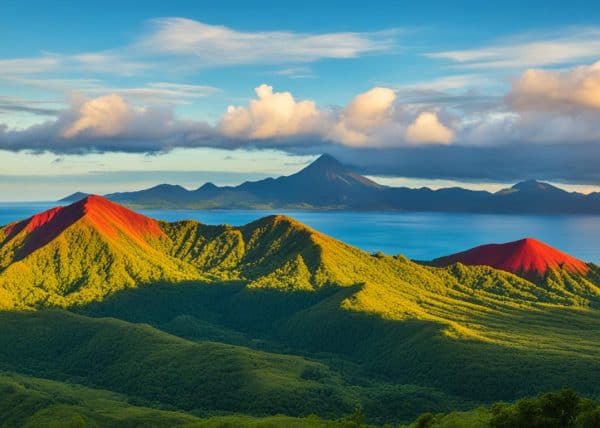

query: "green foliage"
left=0, top=310, right=355, bottom=418
left=0, top=371, right=200, bottom=427
left=489, top=390, right=596, bottom=428
left=338, top=407, right=365, bottom=427
left=0, top=372, right=357, bottom=428
left=405, top=389, right=600, bottom=428
left=74, top=278, right=600, bottom=420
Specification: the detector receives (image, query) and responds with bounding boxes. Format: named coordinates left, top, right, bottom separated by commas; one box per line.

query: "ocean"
left=1, top=203, right=598, bottom=262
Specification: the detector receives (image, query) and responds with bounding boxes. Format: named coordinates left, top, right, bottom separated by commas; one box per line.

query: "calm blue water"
left=1, top=203, right=598, bottom=262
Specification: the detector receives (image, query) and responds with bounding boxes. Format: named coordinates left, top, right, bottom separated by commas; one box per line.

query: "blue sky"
left=2, top=0, right=600, bottom=200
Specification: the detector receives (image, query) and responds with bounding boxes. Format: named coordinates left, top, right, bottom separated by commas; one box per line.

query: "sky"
left=2, top=0, right=600, bottom=200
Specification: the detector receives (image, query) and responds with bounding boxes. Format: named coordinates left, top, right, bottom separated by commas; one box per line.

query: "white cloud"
left=62, top=94, right=133, bottom=138
left=71, top=53, right=149, bottom=75
left=344, top=87, right=396, bottom=130
left=272, top=66, right=314, bottom=79
left=406, top=112, right=454, bottom=144
left=398, top=74, right=484, bottom=92
left=448, top=61, right=600, bottom=146
left=427, top=28, right=600, bottom=69
left=0, top=56, right=59, bottom=74
left=0, top=94, right=216, bottom=153
left=508, top=61, right=600, bottom=111
left=110, top=83, right=220, bottom=104
left=219, top=84, right=320, bottom=139
left=138, top=18, right=395, bottom=66
left=217, top=85, right=405, bottom=147
left=328, top=87, right=397, bottom=145
left=3, top=77, right=219, bottom=106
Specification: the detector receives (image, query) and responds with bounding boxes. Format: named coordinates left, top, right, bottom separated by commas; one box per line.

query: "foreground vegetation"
left=405, top=389, right=600, bottom=428
left=0, top=372, right=364, bottom=427
left=2, top=372, right=598, bottom=428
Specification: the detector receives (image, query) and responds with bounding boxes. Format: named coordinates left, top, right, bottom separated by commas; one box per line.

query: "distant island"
left=61, top=154, right=600, bottom=214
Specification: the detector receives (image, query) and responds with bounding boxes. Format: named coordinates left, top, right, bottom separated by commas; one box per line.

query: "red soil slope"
left=2, top=195, right=164, bottom=257
left=432, top=238, right=589, bottom=278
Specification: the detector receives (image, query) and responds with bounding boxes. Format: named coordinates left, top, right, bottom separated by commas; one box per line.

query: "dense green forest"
left=0, top=372, right=365, bottom=427
left=1, top=372, right=598, bottom=428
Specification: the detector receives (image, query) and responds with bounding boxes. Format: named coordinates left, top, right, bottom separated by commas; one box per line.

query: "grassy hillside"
left=3, top=370, right=598, bottom=427
left=0, top=310, right=357, bottom=418
left=0, top=372, right=359, bottom=428
left=0, top=372, right=200, bottom=428
left=79, top=280, right=600, bottom=406
left=0, top=308, right=478, bottom=424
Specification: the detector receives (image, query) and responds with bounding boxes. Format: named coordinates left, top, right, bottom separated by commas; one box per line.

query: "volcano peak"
left=2, top=195, right=163, bottom=258
left=433, top=237, right=589, bottom=279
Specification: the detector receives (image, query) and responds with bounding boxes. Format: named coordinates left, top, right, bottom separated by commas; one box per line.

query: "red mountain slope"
left=2, top=195, right=164, bottom=258
left=432, top=238, right=589, bottom=278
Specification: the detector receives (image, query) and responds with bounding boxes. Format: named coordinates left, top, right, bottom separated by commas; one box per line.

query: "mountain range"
left=61, top=154, right=600, bottom=214
left=3, top=195, right=599, bottom=309
left=1, top=197, right=599, bottom=425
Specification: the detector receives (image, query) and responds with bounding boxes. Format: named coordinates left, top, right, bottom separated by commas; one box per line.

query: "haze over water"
left=1, top=203, right=598, bottom=263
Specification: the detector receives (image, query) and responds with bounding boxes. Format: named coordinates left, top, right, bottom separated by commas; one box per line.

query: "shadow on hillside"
left=72, top=280, right=600, bottom=405
left=0, top=308, right=359, bottom=419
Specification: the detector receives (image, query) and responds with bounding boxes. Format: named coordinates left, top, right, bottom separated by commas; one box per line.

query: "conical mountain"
left=432, top=237, right=589, bottom=280
left=496, top=180, right=566, bottom=195
left=0, top=196, right=201, bottom=308
left=511, top=180, right=562, bottom=193
left=1, top=195, right=164, bottom=262
left=237, top=154, right=384, bottom=207
left=291, top=154, right=365, bottom=182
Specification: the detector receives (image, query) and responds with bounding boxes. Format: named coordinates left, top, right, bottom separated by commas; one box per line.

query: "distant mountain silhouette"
left=60, top=154, right=600, bottom=214
left=59, top=191, right=90, bottom=202
left=234, top=153, right=384, bottom=208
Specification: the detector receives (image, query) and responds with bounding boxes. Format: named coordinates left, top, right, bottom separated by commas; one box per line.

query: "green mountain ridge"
left=2, top=196, right=599, bottom=312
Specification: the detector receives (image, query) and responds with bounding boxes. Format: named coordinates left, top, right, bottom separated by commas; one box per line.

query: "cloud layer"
left=2, top=17, right=600, bottom=185
left=2, top=61, right=600, bottom=184
left=0, top=82, right=464, bottom=156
